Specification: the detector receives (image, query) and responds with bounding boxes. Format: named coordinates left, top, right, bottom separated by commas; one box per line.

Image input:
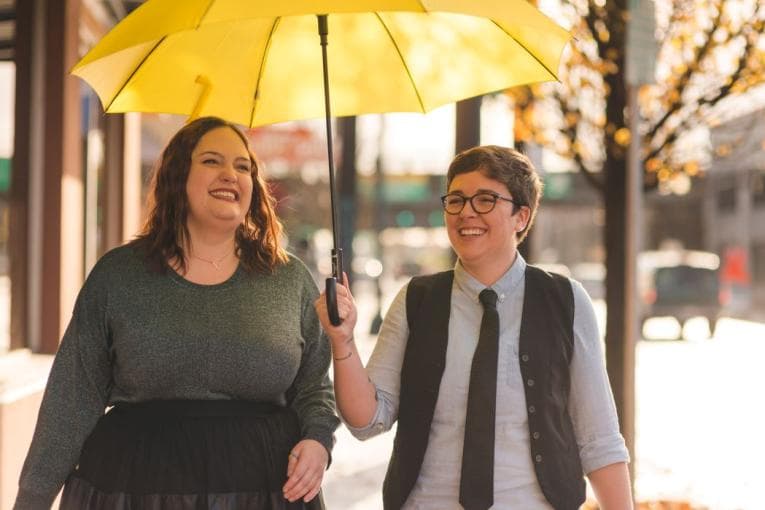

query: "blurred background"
left=0, top=0, right=764, bottom=508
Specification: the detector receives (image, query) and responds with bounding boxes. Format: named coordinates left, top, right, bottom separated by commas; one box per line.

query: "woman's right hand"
left=314, top=273, right=357, bottom=351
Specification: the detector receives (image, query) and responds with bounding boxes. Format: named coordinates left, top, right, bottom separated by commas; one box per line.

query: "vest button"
left=535, top=454, right=543, bottom=463
left=527, top=378, right=535, bottom=387
left=521, top=354, right=529, bottom=362
left=532, top=431, right=540, bottom=440
left=528, top=405, right=536, bottom=414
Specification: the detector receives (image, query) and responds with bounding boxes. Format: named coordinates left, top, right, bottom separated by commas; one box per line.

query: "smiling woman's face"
left=185, top=126, right=254, bottom=233
left=445, top=169, right=529, bottom=277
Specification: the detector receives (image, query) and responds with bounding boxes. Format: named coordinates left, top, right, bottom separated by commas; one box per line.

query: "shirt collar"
left=453, top=253, right=526, bottom=304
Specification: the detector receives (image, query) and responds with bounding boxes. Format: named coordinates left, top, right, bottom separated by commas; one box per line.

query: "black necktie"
left=459, top=288, right=499, bottom=510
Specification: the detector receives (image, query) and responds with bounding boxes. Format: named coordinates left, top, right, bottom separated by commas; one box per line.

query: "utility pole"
left=623, top=0, right=656, bottom=483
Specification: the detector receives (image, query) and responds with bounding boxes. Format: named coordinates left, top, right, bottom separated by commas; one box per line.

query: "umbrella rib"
left=375, top=13, right=426, bottom=113
left=491, top=20, right=558, bottom=81
left=249, top=18, right=281, bottom=127
left=105, top=36, right=167, bottom=112
left=196, top=0, right=216, bottom=28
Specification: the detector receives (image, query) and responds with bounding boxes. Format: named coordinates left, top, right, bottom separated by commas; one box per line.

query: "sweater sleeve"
left=285, top=272, right=340, bottom=457
left=14, top=265, right=112, bottom=509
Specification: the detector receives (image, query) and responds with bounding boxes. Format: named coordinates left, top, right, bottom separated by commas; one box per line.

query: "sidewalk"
left=322, top=412, right=391, bottom=509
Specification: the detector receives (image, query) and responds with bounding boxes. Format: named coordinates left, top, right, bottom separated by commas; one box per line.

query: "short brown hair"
left=135, top=116, right=288, bottom=273
left=447, top=145, right=543, bottom=243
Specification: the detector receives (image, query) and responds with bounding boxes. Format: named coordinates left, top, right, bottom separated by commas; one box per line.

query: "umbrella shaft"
left=318, top=14, right=342, bottom=279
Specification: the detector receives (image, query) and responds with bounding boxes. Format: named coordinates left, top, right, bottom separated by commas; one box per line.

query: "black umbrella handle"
left=325, top=248, right=343, bottom=326
left=325, top=278, right=341, bottom=326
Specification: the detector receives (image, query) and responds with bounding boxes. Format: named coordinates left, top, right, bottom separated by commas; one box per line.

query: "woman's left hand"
left=283, top=439, right=329, bottom=503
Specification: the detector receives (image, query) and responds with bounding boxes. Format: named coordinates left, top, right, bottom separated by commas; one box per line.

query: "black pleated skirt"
left=60, top=400, right=326, bottom=510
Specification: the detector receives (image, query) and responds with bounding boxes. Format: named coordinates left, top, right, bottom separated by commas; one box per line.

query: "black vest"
left=382, top=266, right=585, bottom=510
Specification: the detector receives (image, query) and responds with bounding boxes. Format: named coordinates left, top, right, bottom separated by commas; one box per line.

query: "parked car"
left=639, top=250, right=724, bottom=339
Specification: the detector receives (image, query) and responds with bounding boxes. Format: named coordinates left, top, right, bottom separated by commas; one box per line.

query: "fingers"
left=287, top=451, right=299, bottom=476
left=314, top=277, right=358, bottom=344
left=330, top=274, right=354, bottom=301
left=315, top=284, right=352, bottom=311
left=331, top=282, right=356, bottom=318
left=283, top=441, right=328, bottom=503
left=283, top=467, right=323, bottom=502
left=341, top=272, right=354, bottom=299
left=303, top=482, right=322, bottom=503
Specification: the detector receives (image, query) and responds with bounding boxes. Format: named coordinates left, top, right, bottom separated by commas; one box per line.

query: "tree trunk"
left=601, top=3, right=636, bottom=480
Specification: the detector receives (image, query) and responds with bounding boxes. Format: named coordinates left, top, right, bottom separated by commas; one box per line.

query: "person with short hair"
left=316, top=145, right=632, bottom=510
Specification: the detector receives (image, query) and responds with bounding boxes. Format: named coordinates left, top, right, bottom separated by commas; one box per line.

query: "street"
left=323, top=286, right=765, bottom=509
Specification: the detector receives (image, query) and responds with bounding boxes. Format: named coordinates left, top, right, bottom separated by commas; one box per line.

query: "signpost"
left=623, top=0, right=657, bottom=483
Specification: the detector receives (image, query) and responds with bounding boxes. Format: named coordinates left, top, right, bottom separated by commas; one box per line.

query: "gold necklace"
left=191, top=250, right=233, bottom=270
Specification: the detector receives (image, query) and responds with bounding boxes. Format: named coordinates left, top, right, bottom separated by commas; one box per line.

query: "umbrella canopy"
left=72, top=1, right=571, bottom=127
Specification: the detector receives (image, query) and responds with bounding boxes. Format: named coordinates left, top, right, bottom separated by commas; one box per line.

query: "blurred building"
left=530, top=169, right=605, bottom=267
left=0, top=1, right=154, bottom=506
left=704, top=108, right=765, bottom=315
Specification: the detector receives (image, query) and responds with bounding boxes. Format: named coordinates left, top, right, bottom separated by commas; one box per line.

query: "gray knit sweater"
left=14, top=244, right=340, bottom=509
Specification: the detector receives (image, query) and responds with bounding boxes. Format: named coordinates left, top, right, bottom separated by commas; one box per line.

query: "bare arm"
left=314, top=275, right=378, bottom=428
left=587, top=462, right=634, bottom=510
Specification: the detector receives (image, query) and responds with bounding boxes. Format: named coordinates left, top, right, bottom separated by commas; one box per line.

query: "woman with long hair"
left=15, top=116, right=339, bottom=509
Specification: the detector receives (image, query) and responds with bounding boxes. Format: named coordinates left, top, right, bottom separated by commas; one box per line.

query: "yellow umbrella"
left=72, top=2, right=570, bottom=125
left=72, top=0, right=571, bottom=323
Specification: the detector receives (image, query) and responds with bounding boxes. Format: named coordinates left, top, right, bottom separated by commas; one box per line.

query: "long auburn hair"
left=134, top=116, right=288, bottom=274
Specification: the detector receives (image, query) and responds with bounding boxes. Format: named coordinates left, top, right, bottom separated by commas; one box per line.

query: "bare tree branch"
left=645, top=1, right=723, bottom=140
left=644, top=10, right=763, bottom=163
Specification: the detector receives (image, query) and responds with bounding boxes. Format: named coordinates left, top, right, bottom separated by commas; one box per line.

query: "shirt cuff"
left=342, top=395, right=392, bottom=441
left=580, top=433, right=631, bottom=474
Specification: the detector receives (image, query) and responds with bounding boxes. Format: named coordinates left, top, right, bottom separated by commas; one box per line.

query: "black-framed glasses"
left=440, top=191, right=521, bottom=215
